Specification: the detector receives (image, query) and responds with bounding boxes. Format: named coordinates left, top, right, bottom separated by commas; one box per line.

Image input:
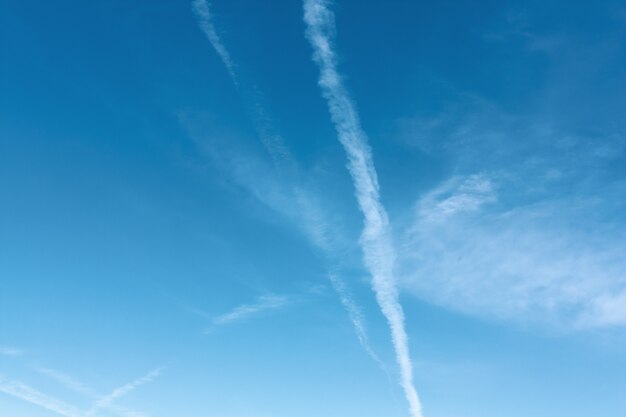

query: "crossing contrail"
left=190, top=0, right=393, bottom=390
left=303, top=1, right=424, bottom=416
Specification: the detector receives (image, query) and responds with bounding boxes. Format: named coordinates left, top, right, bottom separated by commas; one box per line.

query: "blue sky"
left=1, top=0, right=626, bottom=416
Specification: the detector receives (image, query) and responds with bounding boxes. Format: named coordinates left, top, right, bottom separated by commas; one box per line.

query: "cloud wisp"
left=303, top=1, right=423, bottom=416
left=328, top=274, right=385, bottom=368
left=34, top=366, right=146, bottom=417
left=0, top=346, right=22, bottom=357
left=397, top=95, right=626, bottom=330
left=189, top=0, right=384, bottom=380
left=33, top=366, right=97, bottom=398
left=205, top=294, right=289, bottom=333
left=400, top=172, right=626, bottom=329
left=191, top=0, right=297, bottom=172
left=191, top=0, right=237, bottom=82
left=0, top=375, right=84, bottom=417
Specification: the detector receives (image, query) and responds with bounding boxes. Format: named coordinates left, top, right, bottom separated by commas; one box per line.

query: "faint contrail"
left=0, top=375, right=84, bottom=417
left=328, top=274, right=385, bottom=367
left=33, top=366, right=146, bottom=417
left=87, top=367, right=164, bottom=416
left=191, top=0, right=295, bottom=170
left=33, top=366, right=96, bottom=398
left=0, top=346, right=22, bottom=356
left=191, top=0, right=237, bottom=82
left=303, top=1, right=423, bottom=416
left=206, top=294, right=289, bottom=333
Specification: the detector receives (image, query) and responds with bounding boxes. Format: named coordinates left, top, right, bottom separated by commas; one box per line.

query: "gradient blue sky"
left=2, top=1, right=626, bottom=416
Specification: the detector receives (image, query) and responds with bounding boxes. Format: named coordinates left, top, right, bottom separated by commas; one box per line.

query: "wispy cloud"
left=395, top=91, right=626, bottom=330
left=179, top=109, right=346, bottom=257
left=189, top=0, right=345, bottom=253
left=416, top=174, right=496, bottom=223
left=191, top=0, right=237, bottom=82
left=33, top=366, right=96, bottom=398
left=400, top=171, right=626, bottom=330
left=189, top=0, right=377, bottom=381
left=328, top=274, right=384, bottom=367
left=206, top=294, right=289, bottom=332
left=0, top=346, right=22, bottom=356
left=0, top=375, right=84, bottom=417
left=303, top=1, right=423, bottom=416
left=87, top=367, right=164, bottom=416
left=191, top=0, right=297, bottom=172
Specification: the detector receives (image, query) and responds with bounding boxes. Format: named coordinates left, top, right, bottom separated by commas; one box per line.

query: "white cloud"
left=579, top=290, right=626, bottom=328
left=399, top=173, right=626, bottom=329
left=33, top=366, right=96, bottom=398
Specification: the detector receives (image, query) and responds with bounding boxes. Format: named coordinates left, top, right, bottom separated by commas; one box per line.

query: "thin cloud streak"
left=88, top=367, right=164, bottom=416
left=328, top=274, right=384, bottom=367
left=0, top=375, right=84, bottom=417
left=0, top=346, right=22, bottom=356
left=34, top=366, right=146, bottom=417
left=329, top=274, right=403, bottom=414
left=303, top=1, right=423, bottom=416
left=206, top=295, right=289, bottom=332
left=192, top=0, right=237, bottom=82
left=189, top=0, right=347, bottom=254
left=191, top=0, right=295, bottom=169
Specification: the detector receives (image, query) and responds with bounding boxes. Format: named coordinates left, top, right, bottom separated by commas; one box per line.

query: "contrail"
left=33, top=366, right=97, bottom=398
left=33, top=366, right=146, bottom=417
left=87, top=367, right=164, bottom=416
left=303, top=1, right=424, bottom=416
left=0, top=375, right=84, bottom=417
left=328, top=274, right=385, bottom=367
left=328, top=274, right=405, bottom=415
left=191, top=0, right=237, bottom=82
left=206, top=294, right=289, bottom=333
left=191, top=0, right=294, bottom=170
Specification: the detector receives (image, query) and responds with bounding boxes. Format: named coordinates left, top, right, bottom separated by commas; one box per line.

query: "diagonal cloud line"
left=328, top=274, right=405, bottom=415
left=191, top=0, right=237, bottom=82
left=0, top=375, right=84, bottom=417
left=33, top=366, right=98, bottom=399
left=33, top=366, right=147, bottom=417
left=303, top=1, right=424, bottom=416
left=205, top=294, right=289, bottom=333
left=328, top=274, right=385, bottom=367
left=191, top=0, right=295, bottom=171
left=0, top=346, right=23, bottom=357
left=87, top=367, right=165, bottom=416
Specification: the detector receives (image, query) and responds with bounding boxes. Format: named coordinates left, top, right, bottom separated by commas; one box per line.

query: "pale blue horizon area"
left=2, top=1, right=626, bottom=417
